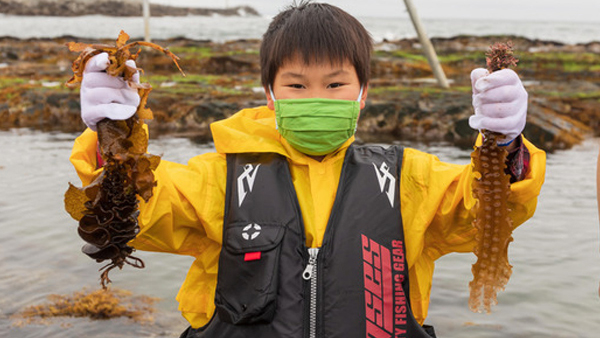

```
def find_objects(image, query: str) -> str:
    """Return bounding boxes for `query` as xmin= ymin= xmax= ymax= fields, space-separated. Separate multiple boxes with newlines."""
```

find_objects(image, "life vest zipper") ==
xmin=302 ymin=247 xmax=320 ymax=338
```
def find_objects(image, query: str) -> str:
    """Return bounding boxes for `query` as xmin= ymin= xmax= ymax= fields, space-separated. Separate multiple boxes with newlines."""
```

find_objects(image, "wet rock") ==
xmin=201 ymin=56 xmax=259 ymax=75
xmin=1 ymin=35 xmax=599 ymax=152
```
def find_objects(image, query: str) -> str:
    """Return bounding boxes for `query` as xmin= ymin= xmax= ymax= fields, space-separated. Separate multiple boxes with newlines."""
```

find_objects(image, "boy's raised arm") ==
xmin=402 ymin=66 xmax=546 ymax=259
xmin=69 ymin=53 xmax=221 ymax=257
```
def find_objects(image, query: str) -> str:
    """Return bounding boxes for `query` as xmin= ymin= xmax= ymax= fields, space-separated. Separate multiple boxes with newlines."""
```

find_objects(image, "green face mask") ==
xmin=271 ymin=87 xmax=363 ymax=156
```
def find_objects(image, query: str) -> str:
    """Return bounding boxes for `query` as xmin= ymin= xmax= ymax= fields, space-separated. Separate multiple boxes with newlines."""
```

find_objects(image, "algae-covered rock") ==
xmin=1 ymin=35 xmax=599 ymax=151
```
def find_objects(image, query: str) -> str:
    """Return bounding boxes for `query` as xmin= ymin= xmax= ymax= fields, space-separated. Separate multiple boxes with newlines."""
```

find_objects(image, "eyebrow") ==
xmin=324 ymin=69 xmax=350 ymax=79
xmin=279 ymin=72 xmax=306 ymax=80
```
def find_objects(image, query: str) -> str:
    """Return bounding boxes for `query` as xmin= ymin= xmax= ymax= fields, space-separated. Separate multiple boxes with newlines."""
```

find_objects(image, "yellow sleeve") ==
xmin=69 ymin=129 xmax=227 ymax=257
xmin=69 ymin=128 xmax=102 ymax=186
xmin=400 ymin=137 xmax=546 ymax=324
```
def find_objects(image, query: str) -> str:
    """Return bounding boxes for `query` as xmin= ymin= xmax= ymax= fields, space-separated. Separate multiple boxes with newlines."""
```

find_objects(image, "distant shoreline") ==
xmin=0 ymin=0 xmax=260 ymax=17
xmin=0 ymin=15 xmax=597 ymax=46
xmin=0 ymin=34 xmax=598 ymax=53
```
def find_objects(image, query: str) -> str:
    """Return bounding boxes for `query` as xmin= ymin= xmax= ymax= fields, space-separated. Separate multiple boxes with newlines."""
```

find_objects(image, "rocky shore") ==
xmin=0 ymin=0 xmax=259 ymax=17
xmin=1 ymin=35 xmax=599 ymax=152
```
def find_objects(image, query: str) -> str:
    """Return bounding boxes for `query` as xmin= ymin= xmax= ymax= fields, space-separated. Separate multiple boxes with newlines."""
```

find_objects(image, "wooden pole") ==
xmin=402 ymin=0 xmax=449 ymax=88
xmin=143 ymin=0 xmax=151 ymax=43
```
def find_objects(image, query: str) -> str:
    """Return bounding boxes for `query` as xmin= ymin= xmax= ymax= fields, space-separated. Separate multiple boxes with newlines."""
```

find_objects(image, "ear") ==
xmin=265 ymin=87 xmax=275 ymax=110
xmin=359 ymin=83 xmax=369 ymax=110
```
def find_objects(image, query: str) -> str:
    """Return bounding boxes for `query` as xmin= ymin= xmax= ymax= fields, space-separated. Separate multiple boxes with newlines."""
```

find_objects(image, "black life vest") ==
xmin=181 ymin=145 xmax=436 ymax=338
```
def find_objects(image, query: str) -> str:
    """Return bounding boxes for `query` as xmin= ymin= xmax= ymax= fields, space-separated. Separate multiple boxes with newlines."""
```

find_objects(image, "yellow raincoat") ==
xmin=70 ymin=105 xmax=546 ymax=328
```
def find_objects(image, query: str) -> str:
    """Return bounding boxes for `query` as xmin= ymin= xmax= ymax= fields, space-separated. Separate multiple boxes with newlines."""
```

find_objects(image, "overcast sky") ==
xmin=150 ymin=0 xmax=599 ymax=22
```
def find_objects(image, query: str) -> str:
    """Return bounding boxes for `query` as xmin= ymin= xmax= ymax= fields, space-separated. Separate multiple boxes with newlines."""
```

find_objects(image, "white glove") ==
xmin=469 ymin=68 xmax=527 ymax=145
xmin=80 ymin=52 xmax=140 ymax=131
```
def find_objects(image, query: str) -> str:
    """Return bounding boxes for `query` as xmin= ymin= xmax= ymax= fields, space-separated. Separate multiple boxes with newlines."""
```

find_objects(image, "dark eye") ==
xmin=288 ymin=84 xmax=305 ymax=89
xmin=328 ymin=83 xmax=344 ymax=89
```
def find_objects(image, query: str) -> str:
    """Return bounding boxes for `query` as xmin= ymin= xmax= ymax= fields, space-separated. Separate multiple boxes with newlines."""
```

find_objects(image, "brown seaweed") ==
xmin=64 ymin=31 xmax=182 ymax=289
xmin=468 ymin=41 xmax=518 ymax=313
xmin=13 ymin=288 xmax=158 ymax=323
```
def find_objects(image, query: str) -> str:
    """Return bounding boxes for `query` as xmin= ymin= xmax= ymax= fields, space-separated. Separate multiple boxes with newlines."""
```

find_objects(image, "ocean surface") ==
xmin=1 ymin=129 xmax=599 ymax=338
xmin=0 ymin=14 xmax=598 ymax=45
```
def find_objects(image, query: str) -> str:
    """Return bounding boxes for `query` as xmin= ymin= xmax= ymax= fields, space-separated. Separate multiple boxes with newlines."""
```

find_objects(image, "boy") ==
xmin=71 ymin=2 xmax=545 ymax=337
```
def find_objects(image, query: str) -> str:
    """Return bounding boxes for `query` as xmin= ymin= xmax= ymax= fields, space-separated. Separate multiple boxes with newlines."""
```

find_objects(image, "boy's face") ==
xmin=266 ymin=57 xmax=368 ymax=111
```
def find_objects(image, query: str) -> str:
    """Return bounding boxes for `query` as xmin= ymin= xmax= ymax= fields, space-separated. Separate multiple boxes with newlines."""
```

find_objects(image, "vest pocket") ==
xmin=215 ymin=222 xmax=286 ymax=325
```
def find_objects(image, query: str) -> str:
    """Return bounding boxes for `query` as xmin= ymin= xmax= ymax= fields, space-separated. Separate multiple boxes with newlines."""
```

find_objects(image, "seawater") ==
xmin=0 ymin=14 xmax=598 ymax=44
xmin=1 ymin=129 xmax=599 ymax=337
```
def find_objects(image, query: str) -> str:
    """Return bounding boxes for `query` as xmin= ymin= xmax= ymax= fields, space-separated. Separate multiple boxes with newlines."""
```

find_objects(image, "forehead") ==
xmin=277 ymin=56 xmax=358 ymax=79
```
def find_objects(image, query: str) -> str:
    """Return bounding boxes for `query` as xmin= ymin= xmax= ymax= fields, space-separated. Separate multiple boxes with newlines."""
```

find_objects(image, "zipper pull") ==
xmin=302 ymin=248 xmax=319 ymax=280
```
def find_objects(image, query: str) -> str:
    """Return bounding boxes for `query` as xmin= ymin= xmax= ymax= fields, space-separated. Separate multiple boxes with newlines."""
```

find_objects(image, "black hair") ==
xmin=260 ymin=1 xmax=373 ymax=88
